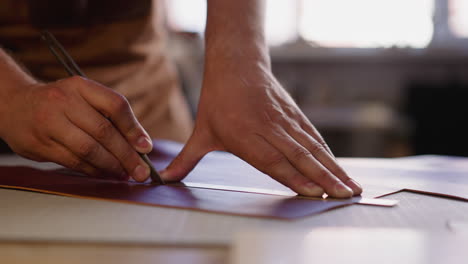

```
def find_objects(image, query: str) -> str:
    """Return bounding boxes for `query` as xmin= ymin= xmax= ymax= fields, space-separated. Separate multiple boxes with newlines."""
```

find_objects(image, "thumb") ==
xmin=159 ymin=133 xmax=213 ymax=182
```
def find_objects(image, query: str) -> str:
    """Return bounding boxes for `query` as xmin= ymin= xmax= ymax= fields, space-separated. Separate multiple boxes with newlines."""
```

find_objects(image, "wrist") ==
xmin=204 ymin=42 xmax=272 ymax=84
xmin=0 ymin=80 xmax=37 ymax=139
xmin=202 ymin=58 xmax=276 ymax=98
xmin=205 ymin=37 xmax=270 ymax=66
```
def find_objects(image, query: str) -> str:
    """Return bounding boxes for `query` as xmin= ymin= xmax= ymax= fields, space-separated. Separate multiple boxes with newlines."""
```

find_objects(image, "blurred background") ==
xmin=165 ymin=0 xmax=468 ymax=158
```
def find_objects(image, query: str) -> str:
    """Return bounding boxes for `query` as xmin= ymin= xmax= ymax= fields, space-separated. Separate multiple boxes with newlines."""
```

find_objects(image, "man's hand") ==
xmin=0 ymin=76 xmax=153 ymax=181
xmin=161 ymin=62 xmax=362 ymax=198
xmin=160 ymin=0 xmax=362 ymax=198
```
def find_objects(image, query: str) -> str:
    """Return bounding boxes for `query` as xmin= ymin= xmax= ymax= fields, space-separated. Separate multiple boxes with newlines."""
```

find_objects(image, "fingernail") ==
xmin=346 ymin=178 xmax=363 ymax=195
xmin=132 ymin=164 xmax=149 ymax=182
xmin=334 ymin=182 xmax=354 ymax=198
xmin=303 ymin=182 xmax=324 ymax=197
xmin=137 ymin=136 xmax=151 ymax=149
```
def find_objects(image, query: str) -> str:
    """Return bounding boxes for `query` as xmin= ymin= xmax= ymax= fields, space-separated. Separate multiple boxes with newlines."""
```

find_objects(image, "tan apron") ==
xmin=0 ymin=0 xmax=193 ymax=142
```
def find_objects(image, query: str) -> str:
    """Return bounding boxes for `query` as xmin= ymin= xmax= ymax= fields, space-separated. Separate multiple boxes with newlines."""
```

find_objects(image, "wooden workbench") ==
xmin=1 ymin=155 xmax=467 ymax=263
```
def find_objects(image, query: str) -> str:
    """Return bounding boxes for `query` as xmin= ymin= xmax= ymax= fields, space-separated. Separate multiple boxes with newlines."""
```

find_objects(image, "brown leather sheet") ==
xmin=0 ymin=166 xmax=360 ymax=220
xmin=3 ymin=140 xmax=465 ymax=220
xmin=0 ymin=140 xmax=374 ymax=220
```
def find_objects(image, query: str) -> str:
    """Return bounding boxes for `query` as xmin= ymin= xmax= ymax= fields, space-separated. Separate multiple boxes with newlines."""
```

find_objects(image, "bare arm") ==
xmin=161 ymin=0 xmax=362 ymax=198
xmin=204 ymin=0 xmax=270 ymax=71
xmin=0 ymin=49 xmax=37 ymax=108
xmin=0 ymin=48 xmax=152 ymax=181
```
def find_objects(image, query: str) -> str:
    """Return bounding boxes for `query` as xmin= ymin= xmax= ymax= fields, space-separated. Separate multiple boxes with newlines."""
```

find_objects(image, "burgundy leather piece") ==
xmin=0 ymin=166 xmax=355 ymax=220
xmin=4 ymin=140 xmax=466 ymax=219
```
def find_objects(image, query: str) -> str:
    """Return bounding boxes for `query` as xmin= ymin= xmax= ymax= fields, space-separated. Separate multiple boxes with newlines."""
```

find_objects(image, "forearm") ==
xmin=205 ymin=0 xmax=270 ymax=72
xmin=0 ymin=49 xmax=38 ymax=124
xmin=0 ymin=49 xmax=37 ymax=91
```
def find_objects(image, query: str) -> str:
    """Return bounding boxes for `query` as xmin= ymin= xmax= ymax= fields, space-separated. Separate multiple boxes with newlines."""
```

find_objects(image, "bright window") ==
xmin=165 ymin=0 xmax=299 ymax=46
xmin=449 ymin=0 xmax=468 ymax=38
xmin=299 ymin=0 xmax=434 ymax=48
xmin=265 ymin=1 xmax=298 ymax=46
xmin=166 ymin=0 xmax=435 ymax=48
xmin=166 ymin=0 xmax=206 ymax=33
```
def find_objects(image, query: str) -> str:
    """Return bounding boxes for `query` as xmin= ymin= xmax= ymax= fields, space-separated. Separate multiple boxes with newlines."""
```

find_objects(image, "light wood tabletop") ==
xmin=1 ymin=154 xmax=468 ymax=263
xmin=0 ymin=242 xmax=226 ymax=264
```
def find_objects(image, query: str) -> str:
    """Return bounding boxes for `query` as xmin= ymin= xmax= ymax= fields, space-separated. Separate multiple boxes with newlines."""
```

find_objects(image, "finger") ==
xmin=50 ymin=117 xmax=126 ymax=178
xmin=160 ymin=133 xmax=213 ymax=182
xmin=287 ymin=124 xmax=363 ymax=195
xmin=65 ymin=100 xmax=150 ymax=182
xmin=299 ymin=116 xmax=335 ymax=157
xmin=70 ymin=76 xmax=152 ymax=153
xmin=41 ymin=139 xmax=127 ymax=179
xmin=264 ymin=128 xmax=354 ymax=198
xmin=238 ymin=134 xmax=325 ymax=197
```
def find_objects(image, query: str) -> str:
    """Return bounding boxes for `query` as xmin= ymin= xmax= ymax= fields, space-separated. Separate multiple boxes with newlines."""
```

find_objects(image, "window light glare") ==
xmin=299 ymin=0 xmax=434 ymax=48
xmin=449 ymin=0 xmax=468 ymax=38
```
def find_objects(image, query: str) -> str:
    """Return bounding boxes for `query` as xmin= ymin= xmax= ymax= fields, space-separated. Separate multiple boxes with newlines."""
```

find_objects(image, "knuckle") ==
xmin=77 ymin=141 xmax=99 ymax=160
xmin=291 ymin=146 xmax=312 ymax=161
xmin=122 ymin=150 xmax=137 ymax=165
xmin=259 ymin=106 xmax=285 ymax=125
xmin=110 ymin=94 xmax=130 ymax=114
xmin=321 ymin=141 xmax=330 ymax=151
xmin=118 ymin=146 xmax=139 ymax=169
xmin=95 ymin=119 xmax=114 ymax=141
xmin=125 ymin=124 xmax=140 ymax=138
xmin=68 ymin=158 xmax=86 ymax=171
xmin=286 ymin=172 xmax=305 ymax=185
xmin=316 ymin=169 xmax=332 ymax=180
xmin=310 ymin=141 xmax=326 ymax=153
xmin=334 ymin=166 xmax=350 ymax=180
xmin=262 ymin=152 xmax=287 ymax=169
xmin=289 ymin=122 xmax=303 ymax=133
xmin=269 ymin=113 xmax=285 ymax=125
xmin=315 ymin=136 xmax=328 ymax=148
xmin=300 ymin=121 xmax=314 ymax=132
xmin=44 ymin=86 xmax=67 ymax=102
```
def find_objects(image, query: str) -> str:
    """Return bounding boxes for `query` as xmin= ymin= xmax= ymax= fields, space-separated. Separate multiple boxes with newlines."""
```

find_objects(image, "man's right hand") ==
xmin=0 ymin=76 xmax=153 ymax=181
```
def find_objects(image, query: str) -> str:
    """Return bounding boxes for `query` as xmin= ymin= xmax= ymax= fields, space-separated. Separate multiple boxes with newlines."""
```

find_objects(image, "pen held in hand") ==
xmin=40 ymin=30 xmax=165 ymax=185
